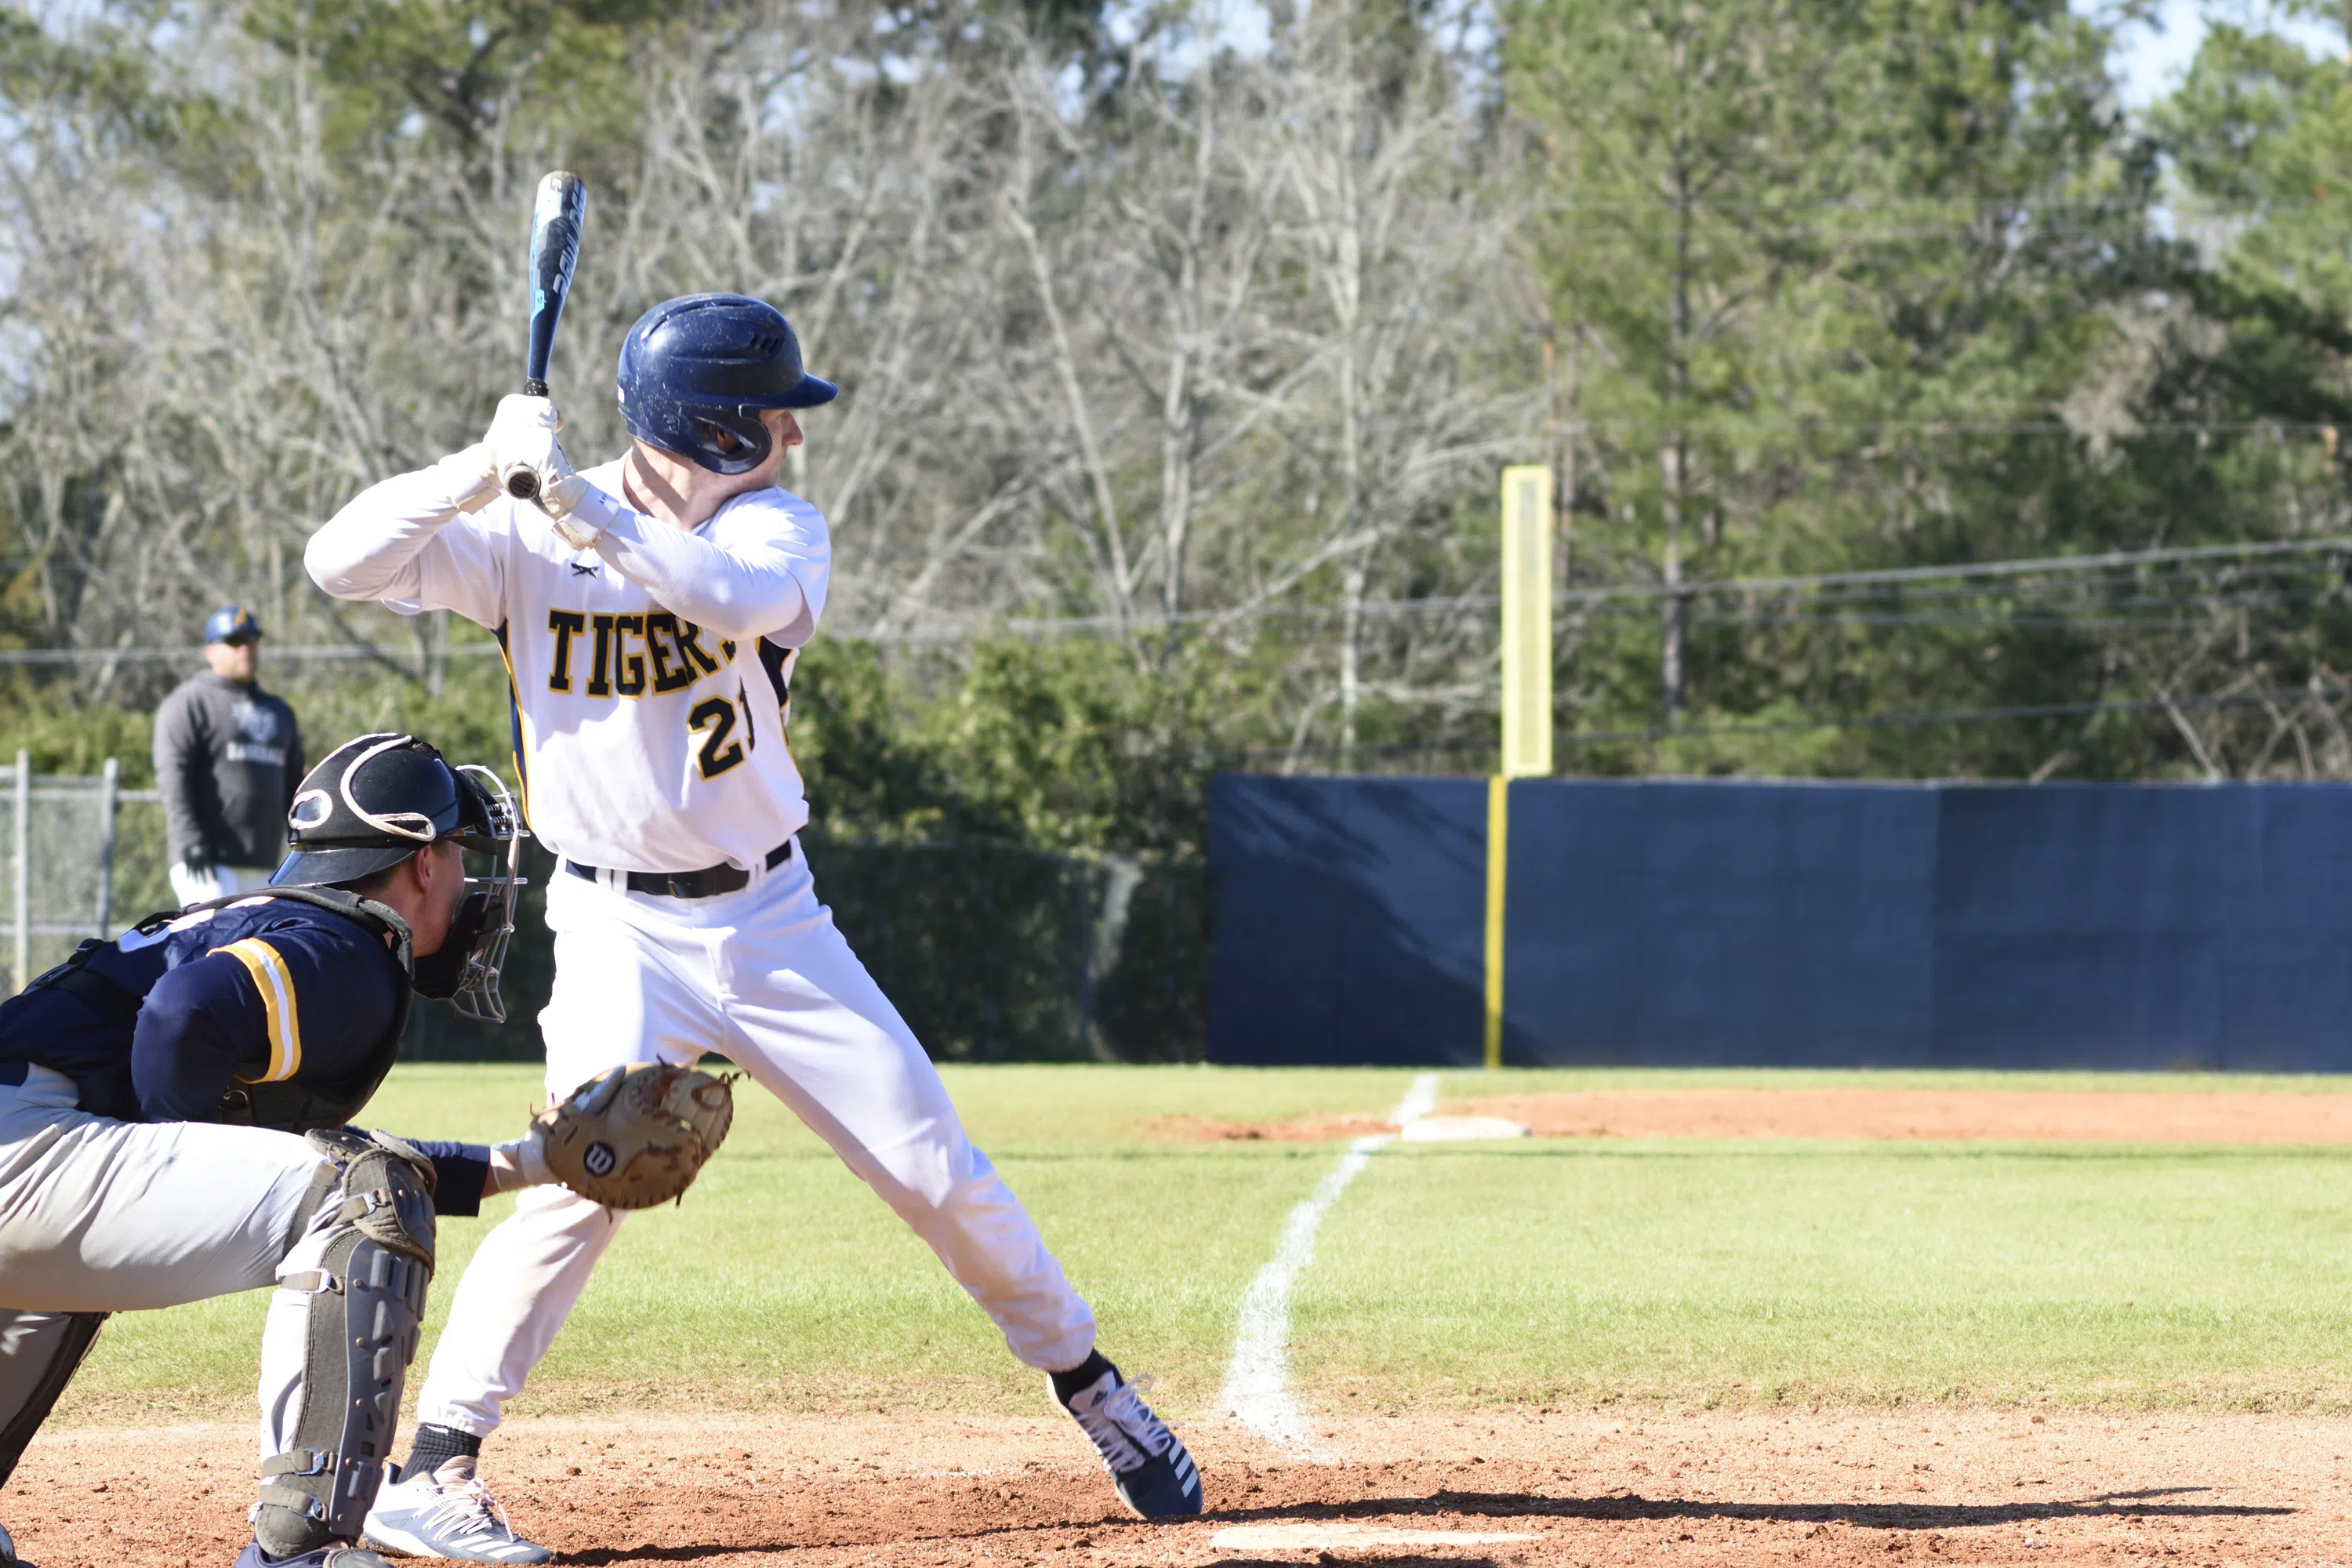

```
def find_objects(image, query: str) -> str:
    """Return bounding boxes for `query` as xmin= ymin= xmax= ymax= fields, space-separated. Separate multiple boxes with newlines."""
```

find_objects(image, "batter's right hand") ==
xmin=486 ymin=394 xmax=564 ymax=497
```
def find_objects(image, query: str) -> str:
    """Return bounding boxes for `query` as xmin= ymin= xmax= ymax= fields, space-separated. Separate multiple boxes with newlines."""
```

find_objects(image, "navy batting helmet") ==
xmin=203 ymin=605 xmax=262 ymax=644
xmin=615 ymin=293 xmax=837 ymax=476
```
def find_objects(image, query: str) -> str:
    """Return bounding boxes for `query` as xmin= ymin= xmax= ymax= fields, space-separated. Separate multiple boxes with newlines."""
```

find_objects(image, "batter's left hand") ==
xmin=486 ymin=393 xmax=564 ymax=497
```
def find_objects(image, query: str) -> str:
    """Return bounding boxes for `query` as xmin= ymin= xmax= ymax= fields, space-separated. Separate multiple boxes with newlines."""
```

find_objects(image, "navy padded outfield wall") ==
xmin=1206 ymin=777 xmax=2352 ymax=1070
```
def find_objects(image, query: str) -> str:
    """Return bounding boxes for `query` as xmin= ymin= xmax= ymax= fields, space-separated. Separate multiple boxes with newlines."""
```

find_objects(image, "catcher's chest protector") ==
xmin=26 ymin=884 xmax=416 ymax=1133
xmin=252 ymin=1128 xmax=437 ymax=1559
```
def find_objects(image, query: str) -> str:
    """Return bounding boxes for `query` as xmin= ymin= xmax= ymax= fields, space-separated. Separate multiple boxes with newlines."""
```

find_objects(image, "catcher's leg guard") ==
xmin=251 ymin=1131 xmax=436 ymax=1559
xmin=0 ymin=1308 xmax=106 ymax=1489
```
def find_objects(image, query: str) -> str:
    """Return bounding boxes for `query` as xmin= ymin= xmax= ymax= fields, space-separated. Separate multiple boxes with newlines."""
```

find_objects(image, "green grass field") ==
xmin=53 ymin=1064 xmax=2352 ymax=1425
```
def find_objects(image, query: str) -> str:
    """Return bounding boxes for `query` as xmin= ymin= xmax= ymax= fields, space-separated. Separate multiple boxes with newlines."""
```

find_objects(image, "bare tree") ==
xmin=0 ymin=0 xmax=1533 ymax=757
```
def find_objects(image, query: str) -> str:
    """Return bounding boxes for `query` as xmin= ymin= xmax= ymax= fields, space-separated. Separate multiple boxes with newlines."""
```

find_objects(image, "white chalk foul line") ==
xmin=1390 ymin=1072 xmax=1441 ymax=1126
xmin=1213 ymin=1523 xmax=1541 ymax=1549
xmin=1219 ymin=1072 xmax=1441 ymax=1457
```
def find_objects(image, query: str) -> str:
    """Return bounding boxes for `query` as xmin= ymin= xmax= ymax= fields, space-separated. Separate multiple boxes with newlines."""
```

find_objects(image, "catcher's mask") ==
xmin=272 ymin=733 xmax=529 ymax=1023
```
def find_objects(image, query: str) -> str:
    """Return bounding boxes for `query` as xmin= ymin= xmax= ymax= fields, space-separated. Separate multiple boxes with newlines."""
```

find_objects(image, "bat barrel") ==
xmin=524 ymin=172 xmax=586 ymax=387
xmin=510 ymin=171 xmax=585 ymax=506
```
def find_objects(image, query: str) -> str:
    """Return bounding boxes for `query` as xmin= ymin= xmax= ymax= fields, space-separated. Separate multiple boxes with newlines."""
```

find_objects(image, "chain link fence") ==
xmin=5 ymin=762 xmax=1211 ymax=1064
xmin=802 ymin=837 xmax=1209 ymax=1063
xmin=0 ymin=756 xmax=177 ymax=988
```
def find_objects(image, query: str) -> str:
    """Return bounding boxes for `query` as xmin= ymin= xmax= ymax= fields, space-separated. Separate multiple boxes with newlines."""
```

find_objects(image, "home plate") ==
xmin=1399 ymin=1115 xmax=1531 ymax=1142
xmin=1210 ymin=1523 xmax=1542 ymax=1551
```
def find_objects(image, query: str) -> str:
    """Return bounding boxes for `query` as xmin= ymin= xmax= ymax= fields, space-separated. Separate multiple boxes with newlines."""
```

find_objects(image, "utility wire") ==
xmin=1552 ymin=681 xmax=2350 ymax=750
xmin=0 ymin=644 xmax=506 ymax=668
xmin=866 ymin=531 xmax=2352 ymax=641
xmin=2 ymin=534 xmax=2344 ymax=663
xmin=1562 ymin=532 xmax=2352 ymax=606
xmin=1542 ymin=195 xmax=2352 ymax=216
xmin=1570 ymin=416 xmax=2347 ymax=436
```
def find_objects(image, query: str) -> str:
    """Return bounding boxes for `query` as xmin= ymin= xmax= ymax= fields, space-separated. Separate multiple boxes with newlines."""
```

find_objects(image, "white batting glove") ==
xmin=539 ymin=456 xmax=627 ymax=551
xmin=535 ymin=445 xmax=601 ymax=549
xmin=485 ymin=393 xmax=564 ymax=499
xmin=434 ymin=443 xmax=499 ymax=514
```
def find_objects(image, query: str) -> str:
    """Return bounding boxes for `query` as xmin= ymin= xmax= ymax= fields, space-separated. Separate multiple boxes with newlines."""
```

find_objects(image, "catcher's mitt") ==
xmin=535 ymin=1062 xmax=736 ymax=1209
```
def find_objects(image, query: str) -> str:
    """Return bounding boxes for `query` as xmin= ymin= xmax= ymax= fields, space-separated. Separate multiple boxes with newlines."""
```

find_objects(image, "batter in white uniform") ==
xmin=305 ymin=292 xmax=1201 ymax=1564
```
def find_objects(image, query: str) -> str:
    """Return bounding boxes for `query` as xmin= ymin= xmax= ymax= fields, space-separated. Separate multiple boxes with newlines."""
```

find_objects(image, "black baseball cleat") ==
xmin=0 ymin=1519 xmax=31 ymax=1567
xmin=1053 ymin=1363 xmax=1203 ymax=1519
xmin=229 ymin=1541 xmax=394 ymax=1568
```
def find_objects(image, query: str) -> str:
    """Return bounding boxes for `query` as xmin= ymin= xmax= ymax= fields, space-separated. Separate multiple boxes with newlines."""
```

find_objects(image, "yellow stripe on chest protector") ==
xmin=216 ymin=938 xmax=302 ymax=1083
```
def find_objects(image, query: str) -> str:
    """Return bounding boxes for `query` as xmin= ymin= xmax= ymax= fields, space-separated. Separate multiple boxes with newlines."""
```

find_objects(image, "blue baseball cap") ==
xmin=202 ymin=605 xmax=263 ymax=645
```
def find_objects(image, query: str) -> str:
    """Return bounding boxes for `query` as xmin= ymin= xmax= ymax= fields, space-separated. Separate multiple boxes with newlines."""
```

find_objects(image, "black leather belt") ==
xmin=566 ymin=840 xmax=793 ymax=899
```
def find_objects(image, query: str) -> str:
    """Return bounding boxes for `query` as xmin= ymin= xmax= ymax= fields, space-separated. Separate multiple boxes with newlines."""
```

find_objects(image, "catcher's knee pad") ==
xmin=252 ymin=1131 xmax=436 ymax=1558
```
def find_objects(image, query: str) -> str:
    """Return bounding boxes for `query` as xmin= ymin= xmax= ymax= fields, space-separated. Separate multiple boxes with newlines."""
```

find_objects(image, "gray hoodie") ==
xmin=152 ymin=671 xmax=304 ymax=869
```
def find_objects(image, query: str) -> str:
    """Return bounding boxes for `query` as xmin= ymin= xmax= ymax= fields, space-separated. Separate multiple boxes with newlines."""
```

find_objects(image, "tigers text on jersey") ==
xmin=381 ymin=461 xmax=823 ymax=873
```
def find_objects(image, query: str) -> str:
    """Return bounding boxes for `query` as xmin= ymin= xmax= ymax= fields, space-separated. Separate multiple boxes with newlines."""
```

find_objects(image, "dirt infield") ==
xmin=1155 ymin=1086 xmax=2352 ymax=1144
xmin=13 ymin=1409 xmax=2352 ymax=1566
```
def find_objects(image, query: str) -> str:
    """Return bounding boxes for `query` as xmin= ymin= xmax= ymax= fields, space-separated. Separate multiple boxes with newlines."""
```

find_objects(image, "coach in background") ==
xmin=154 ymin=605 xmax=304 ymax=906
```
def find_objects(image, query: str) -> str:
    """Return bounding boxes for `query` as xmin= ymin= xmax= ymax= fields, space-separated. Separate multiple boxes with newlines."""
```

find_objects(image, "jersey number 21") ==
xmin=688 ymin=682 xmax=759 ymax=779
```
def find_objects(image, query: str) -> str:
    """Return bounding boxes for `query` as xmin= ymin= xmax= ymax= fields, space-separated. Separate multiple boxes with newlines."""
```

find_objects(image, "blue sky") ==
xmin=2106 ymin=0 xmax=2343 ymax=108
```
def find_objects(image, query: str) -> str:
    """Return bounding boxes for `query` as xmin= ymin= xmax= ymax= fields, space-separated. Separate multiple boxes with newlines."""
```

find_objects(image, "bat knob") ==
xmin=503 ymin=466 xmax=542 ymax=501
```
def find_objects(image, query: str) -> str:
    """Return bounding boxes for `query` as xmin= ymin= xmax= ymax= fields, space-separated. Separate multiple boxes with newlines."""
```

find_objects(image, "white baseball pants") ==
xmin=412 ymin=846 xmax=1096 ymax=1437
xmin=169 ymin=862 xmax=273 ymax=909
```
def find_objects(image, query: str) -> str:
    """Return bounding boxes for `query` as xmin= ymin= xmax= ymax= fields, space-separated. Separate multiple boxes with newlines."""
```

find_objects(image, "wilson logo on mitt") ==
xmin=536 ymin=1062 xmax=735 ymax=1209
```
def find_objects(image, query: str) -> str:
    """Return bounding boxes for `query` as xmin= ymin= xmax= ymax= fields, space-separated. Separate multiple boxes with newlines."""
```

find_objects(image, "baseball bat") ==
xmin=504 ymin=170 xmax=588 ymax=501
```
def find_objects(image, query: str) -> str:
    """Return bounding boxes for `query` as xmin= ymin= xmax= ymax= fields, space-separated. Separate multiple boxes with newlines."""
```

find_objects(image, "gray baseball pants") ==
xmin=0 ymin=1065 xmax=334 ymax=1488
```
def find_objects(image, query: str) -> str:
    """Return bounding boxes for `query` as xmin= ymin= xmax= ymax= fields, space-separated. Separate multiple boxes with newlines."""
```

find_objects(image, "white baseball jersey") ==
xmin=310 ymin=459 xmax=829 ymax=873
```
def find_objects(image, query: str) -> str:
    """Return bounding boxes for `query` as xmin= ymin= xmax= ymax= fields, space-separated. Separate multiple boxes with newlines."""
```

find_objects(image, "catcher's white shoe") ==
xmin=362 ymin=1456 xmax=551 ymax=1564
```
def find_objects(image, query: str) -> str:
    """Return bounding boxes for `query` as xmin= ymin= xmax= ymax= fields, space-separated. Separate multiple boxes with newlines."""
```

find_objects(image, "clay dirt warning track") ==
xmin=1442 ymin=1087 xmax=2352 ymax=1144
xmin=12 ymin=1410 xmax=2352 ymax=1566
xmin=1158 ymin=1085 xmax=2352 ymax=1145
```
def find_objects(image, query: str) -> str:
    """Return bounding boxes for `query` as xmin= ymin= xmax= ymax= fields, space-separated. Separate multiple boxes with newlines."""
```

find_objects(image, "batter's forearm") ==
xmin=585 ymin=503 xmax=811 ymax=640
xmin=306 ymin=452 xmax=495 ymax=602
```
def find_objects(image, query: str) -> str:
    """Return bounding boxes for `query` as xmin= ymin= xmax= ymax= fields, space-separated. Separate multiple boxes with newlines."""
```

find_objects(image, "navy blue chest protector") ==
xmin=23 ymin=886 xmax=415 ymax=1133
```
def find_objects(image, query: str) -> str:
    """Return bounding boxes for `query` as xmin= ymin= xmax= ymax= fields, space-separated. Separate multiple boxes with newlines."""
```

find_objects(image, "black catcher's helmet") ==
xmin=272 ymin=733 xmax=528 ymax=1022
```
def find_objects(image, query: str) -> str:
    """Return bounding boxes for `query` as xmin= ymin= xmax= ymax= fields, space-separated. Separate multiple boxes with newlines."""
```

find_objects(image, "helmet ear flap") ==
xmin=687 ymin=410 xmax=773 ymax=476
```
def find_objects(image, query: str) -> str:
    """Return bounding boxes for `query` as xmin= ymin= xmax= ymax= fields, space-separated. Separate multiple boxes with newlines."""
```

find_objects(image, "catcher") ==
xmin=0 ymin=734 xmax=731 ymax=1568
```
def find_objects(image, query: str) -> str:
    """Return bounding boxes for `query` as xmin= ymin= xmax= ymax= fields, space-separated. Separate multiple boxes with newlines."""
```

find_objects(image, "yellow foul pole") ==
xmin=1486 ymin=466 xmax=1555 ymax=1070
xmin=1501 ymin=466 xmax=1555 ymax=779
